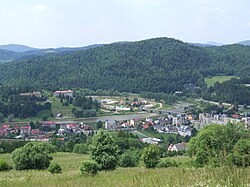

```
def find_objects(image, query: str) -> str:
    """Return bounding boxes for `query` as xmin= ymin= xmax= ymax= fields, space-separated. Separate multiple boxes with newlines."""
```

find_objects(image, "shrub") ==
xmin=42 ymin=115 xmax=48 ymax=121
xmin=73 ymin=143 xmax=88 ymax=154
xmin=0 ymin=148 xmax=4 ymax=154
xmin=11 ymin=142 xmax=55 ymax=170
xmin=188 ymin=124 xmax=249 ymax=167
xmin=48 ymin=162 xmax=62 ymax=174
xmin=141 ymin=144 xmax=160 ymax=168
xmin=119 ymin=150 xmax=140 ymax=167
xmin=0 ymin=159 xmax=11 ymax=171
xmin=231 ymin=138 xmax=250 ymax=167
xmin=157 ymin=158 xmax=179 ymax=168
xmin=80 ymin=161 xmax=100 ymax=175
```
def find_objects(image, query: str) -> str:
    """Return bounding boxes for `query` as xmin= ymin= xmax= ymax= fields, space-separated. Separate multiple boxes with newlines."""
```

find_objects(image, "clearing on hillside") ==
xmin=205 ymin=76 xmax=238 ymax=87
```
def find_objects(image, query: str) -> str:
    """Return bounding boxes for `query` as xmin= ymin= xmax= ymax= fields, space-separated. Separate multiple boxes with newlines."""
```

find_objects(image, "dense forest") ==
xmin=0 ymin=37 xmax=250 ymax=97
xmin=0 ymin=86 xmax=50 ymax=120
xmin=203 ymin=77 xmax=250 ymax=105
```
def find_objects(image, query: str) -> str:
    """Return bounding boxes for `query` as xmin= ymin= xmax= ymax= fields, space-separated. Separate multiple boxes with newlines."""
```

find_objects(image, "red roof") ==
xmin=21 ymin=125 xmax=30 ymax=129
xmin=68 ymin=123 xmax=77 ymax=127
xmin=0 ymin=130 xmax=7 ymax=135
xmin=44 ymin=121 xmax=56 ymax=125
xmin=144 ymin=121 xmax=153 ymax=126
xmin=31 ymin=129 xmax=40 ymax=134
xmin=232 ymin=114 xmax=240 ymax=119
xmin=142 ymin=124 xmax=149 ymax=129
xmin=2 ymin=125 xmax=10 ymax=129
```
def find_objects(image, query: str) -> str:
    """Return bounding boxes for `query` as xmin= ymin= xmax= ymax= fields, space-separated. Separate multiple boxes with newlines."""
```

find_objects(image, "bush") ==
xmin=42 ymin=115 xmax=48 ymax=121
xmin=188 ymin=124 xmax=249 ymax=167
xmin=0 ymin=141 xmax=27 ymax=153
xmin=80 ymin=161 xmax=100 ymax=175
xmin=141 ymin=144 xmax=160 ymax=168
xmin=157 ymin=158 xmax=179 ymax=168
xmin=73 ymin=143 xmax=88 ymax=154
xmin=0 ymin=159 xmax=11 ymax=171
xmin=11 ymin=142 xmax=55 ymax=170
xmin=119 ymin=150 xmax=140 ymax=167
xmin=231 ymin=138 xmax=250 ymax=167
xmin=0 ymin=148 xmax=4 ymax=154
xmin=48 ymin=162 xmax=62 ymax=174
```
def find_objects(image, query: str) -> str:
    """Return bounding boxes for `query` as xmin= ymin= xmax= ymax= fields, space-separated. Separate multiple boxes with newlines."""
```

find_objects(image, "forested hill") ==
xmin=0 ymin=49 xmax=21 ymax=64
xmin=0 ymin=38 xmax=249 ymax=93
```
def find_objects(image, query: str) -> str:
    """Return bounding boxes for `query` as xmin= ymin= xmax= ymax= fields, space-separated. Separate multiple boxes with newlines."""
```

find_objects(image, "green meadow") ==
xmin=204 ymin=76 xmax=238 ymax=87
xmin=0 ymin=152 xmax=249 ymax=187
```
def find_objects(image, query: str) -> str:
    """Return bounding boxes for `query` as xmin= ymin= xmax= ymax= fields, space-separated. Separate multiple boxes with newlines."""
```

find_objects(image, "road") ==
xmin=143 ymin=101 xmax=191 ymax=114
xmin=57 ymin=112 xmax=159 ymax=123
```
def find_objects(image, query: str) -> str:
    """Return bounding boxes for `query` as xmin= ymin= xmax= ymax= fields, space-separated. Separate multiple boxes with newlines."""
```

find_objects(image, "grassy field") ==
xmin=0 ymin=152 xmax=250 ymax=187
xmin=205 ymin=76 xmax=238 ymax=87
xmin=49 ymin=96 xmax=76 ymax=117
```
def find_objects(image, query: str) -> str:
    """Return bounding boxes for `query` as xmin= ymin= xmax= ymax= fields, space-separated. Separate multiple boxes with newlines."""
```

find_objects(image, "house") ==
xmin=140 ymin=137 xmax=161 ymax=144
xmin=0 ymin=129 xmax=7 ymax=136
xmin=153 ymin=125 xmax=167 ymax=133
xmin=20 ymin=91 xmax=42 ymax=98
xmin=67 ymin=123 xmax=77 ymax=129
xmin=31 ymin=129 xmax=40 ymax=135
xmin=42 ymin=121 xmax=56 ymax=128
xmin=53 ymin=90 xmax=74 ymax=98
xmin=2 ymin=124 xmax=10 ymax=129
xmin=172 ymin=117 xmax=183 ymax=126
xmin=168 ymin=142 xmax=188 ymax=152
xmin=105 ymin=120 xmax=119 ymax=130
xmin=167 ymin=126 xmax=178 ymax=134
xmin=20 ymin=125 xmax=31 ymax=136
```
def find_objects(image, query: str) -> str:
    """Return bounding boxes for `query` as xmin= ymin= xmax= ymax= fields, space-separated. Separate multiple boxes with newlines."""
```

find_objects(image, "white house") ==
xmin=168 ymin=142 xmax=187 ymax=152
xmin=53 ymin=90 xmax=74 ymax=98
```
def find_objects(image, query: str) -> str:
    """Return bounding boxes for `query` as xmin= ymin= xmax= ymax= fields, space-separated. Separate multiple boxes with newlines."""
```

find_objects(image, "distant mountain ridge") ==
xmin=1 ymin=39 xmax=250 ymax=64
xmin=236 ymin=40 xmax=250 ymax=46
xmin=0 ymin=44 xmax=37 ymax=52
xmin=0 ymin=44 xmax=105 ymax=64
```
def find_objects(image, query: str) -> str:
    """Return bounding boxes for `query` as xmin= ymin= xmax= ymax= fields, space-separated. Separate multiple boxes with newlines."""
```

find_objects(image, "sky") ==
xmin=0 ymin=0 xmax=250 ymax=48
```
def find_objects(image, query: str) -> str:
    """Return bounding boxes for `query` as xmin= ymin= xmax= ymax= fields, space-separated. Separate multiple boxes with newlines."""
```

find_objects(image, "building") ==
xmin=172 ymin=116 xmax=184 ymax=126
xmin=20 ymin=91 xmax=42 ymax=98
xmin=20 ymin=125 xmax=31 ymax=136
xmin=53 ymin=90 xmax=74 ymax=98
xmin=168 ymin=142 xmax=187 ymax=152
xmin=199 ymin=113 xmax=211 ymax=125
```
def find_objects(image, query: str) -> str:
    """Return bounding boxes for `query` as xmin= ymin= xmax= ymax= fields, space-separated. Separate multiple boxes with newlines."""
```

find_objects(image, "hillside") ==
xmin=237 ymin=40 xmax=250 ymax=46
xmin=0 ymin=44 xmax=37 ymax=52
xmin=0 ymin=38 xmax=250 ymax=93
xmin=0 ymin=49 xmax=21 ymax=64
xmin=0 ymin=152 xmax=249 ymax=187
xmin=0 ymin=44 xmax=104 ymax=64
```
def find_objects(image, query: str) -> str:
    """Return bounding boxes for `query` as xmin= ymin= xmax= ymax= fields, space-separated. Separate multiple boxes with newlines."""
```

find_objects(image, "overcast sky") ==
xmin=0 ymin=0 xmax=250 ymax=48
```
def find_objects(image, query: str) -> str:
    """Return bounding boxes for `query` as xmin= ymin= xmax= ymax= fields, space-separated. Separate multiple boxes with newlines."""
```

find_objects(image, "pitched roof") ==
xmin=174 ymin=142 xmax=187 ymax=151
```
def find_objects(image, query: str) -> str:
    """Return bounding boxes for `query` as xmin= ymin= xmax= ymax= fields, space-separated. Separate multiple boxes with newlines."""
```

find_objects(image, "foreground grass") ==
xmin=205 ymin=76 xmax=238 ymax=87
xmin=0 ymin=152 xmax=249 ymax=187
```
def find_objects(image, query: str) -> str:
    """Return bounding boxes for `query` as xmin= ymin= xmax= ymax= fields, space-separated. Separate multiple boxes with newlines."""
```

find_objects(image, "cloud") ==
xmin=113 ymin=0 xmax=162 ymax=6
xmin=29 ymin=4 xmax=54 ymax=17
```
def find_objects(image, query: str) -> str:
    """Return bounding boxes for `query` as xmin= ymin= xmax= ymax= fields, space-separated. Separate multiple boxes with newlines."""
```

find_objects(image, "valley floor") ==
xmin=0 ymin=152 xmax=250 ymax=187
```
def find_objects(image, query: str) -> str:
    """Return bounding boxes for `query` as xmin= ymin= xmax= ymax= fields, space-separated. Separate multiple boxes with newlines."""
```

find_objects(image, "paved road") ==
xmin=57 ymin=112 xmax=158 ymax=123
